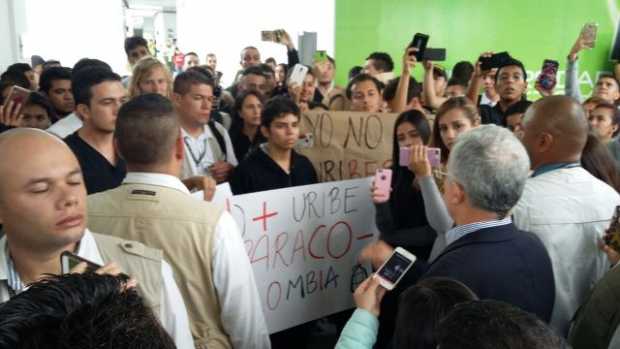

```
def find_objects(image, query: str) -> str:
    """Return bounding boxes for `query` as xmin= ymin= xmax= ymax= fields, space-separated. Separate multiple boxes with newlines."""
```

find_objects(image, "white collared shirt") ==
xmin=122 ymin=172 xmax=271 ymax=349
xmin=0 ymin=229 xmax=194 ymax=349
xmin=512 ymin=167 xmax=620 ymax=336
xmin=46 ymin=112 xmax=83 ymax=138
xmin=181 ymin=122 xmax=238 ymax=178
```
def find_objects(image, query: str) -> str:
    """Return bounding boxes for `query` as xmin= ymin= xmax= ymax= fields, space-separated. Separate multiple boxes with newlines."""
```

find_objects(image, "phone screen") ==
xmin=537 ymin=60 xmax=559 ymax=90
xmin=377 ymin=250 xmax=414 ymax=283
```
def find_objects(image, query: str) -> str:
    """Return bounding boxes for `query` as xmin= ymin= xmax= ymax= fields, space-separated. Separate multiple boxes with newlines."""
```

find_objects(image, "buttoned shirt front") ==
xmin=181 ymin=122 xmax=238 ymax=179
xmin=0 ymin=229 xmax=194 ymax=349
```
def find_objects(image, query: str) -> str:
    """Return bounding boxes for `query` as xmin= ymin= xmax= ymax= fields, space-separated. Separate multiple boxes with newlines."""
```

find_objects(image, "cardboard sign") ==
xmin=228 ymin=178 xmax=377 ymax=333
xmin=297 ymin=111 xmax=399 ymax=182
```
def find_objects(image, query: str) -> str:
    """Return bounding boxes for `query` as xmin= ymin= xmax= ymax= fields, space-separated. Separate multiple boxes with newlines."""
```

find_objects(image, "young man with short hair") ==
xmin=124 ymin=36 xmax=150 ymax=68
xmin=479 ymin=57 xmax=529 ymax=126
xmin=313 ymin=55 xmax=345 ymax=108
xmin=588 ymin=102 xmax=619 ymax=144
xmin=65 ymin=67 xmax=128 ymax=194
xmin=183 ymin=52 xmax=200 ymax=71
xmin=363 ymin=52 xmax=395 ymax=84
xmin=173 ymin=71 xmax=237 ymax=182
xmin=231 ymin=96 xmax=317 ymax=194
xmin=39 ymin=66 xmax=74 ymax=118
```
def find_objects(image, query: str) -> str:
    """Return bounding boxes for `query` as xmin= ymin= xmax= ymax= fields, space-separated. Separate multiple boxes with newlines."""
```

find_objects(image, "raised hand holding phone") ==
xmin=373 ymin=247 xmax=417 ymax=290
xmin=409 ymin=145 xmax=432 ymax=177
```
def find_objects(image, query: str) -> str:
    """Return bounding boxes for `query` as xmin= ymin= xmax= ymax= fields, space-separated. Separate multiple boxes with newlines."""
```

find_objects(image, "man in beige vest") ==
xmin=87 ymin=93 xmax=270 ymax=349
xmin=0 ymin=128 xmax=193 ymax=348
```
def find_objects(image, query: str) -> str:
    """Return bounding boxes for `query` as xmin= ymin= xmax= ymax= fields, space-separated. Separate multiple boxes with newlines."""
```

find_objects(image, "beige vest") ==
xmin=87 ymin=183 xmax=229 ymax=349
xmin=93 ymin=233 xmax=162 ymax=316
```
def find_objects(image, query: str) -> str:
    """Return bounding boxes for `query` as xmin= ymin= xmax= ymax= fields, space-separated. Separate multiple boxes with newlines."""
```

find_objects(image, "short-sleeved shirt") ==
xmin=65 ymin=132 xmax=126 ymax=194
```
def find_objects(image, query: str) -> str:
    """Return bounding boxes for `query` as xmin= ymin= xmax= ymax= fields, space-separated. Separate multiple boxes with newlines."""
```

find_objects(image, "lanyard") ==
xmin=531 ymin=162 xmax=581 ymax=178
xmin=184 ymin=137 xmax=209 ymax=167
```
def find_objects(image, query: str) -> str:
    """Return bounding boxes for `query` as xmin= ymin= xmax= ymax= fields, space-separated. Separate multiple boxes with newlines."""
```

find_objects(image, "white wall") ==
xmin=176 ymin=0 xmax=335 ymax=87
xmin=20 ymin=0 xmax=128 ymax=74
xmin=0 ymin=0 xmax=22 ymax=72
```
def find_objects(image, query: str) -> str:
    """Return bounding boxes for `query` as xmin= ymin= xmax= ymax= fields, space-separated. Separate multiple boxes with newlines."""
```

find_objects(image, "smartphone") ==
xmin=261 ymin=30 xmax=277 ymax=42
xmin=60 ymin=251 xmax=101 ymax=274
xmin=399 ymin=147 xmax=411 ymax=167
xmin=373 ymin=247 xmax=417 ymax=290
xmin=427 ymin=147 xmax=441 ymax=167
xmin=536 ymin=59 xmax=560 ymax=91
xmin=6 ymin=85 xmax=30 ymax=106
xmin=288 ymin=64 xmax=309 ymax=86
xmin=409 ymin=33 xmax=429 ymax=62
xmin=313 ymin=50 xmax=328 ymax=63
xmin=480 ymin=51 xmax=511 ymax=71
xmin=423 ymin=48 xmax=446 ymax=62
xmin=296 ymin=133 xmax=314 ymax=148
xmin=580 ymin=22 xmax=598 ymax=49
xmin=374 ymin=169 xmax=393 ymax=200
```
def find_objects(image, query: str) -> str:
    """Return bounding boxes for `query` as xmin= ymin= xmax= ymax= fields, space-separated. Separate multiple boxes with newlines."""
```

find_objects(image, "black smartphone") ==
xmin=60 ymin=251 xmax=101 ymax=274
xmin=409 ymin=33 xmax=429 ymax=61
xmin=480 ymin=51 xmax=510 ymax=70
xmin=536 ymin=59 xmax=560 ymax=91
xmin=423 ymin=48 xmax=446 ymax=61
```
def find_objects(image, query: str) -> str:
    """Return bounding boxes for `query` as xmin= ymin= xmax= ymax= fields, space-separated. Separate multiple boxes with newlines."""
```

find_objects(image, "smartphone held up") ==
xmin=374 ymin=247 xmax=417 ymax=290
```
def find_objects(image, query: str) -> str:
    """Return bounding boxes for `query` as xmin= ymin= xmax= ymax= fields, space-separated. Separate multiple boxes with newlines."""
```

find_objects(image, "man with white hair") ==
xmin=378 ymin=125 xmax=555 ymax=324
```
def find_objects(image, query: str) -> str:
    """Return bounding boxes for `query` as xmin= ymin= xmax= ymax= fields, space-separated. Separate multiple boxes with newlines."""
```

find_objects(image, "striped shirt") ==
xmin=445 ymin=216 xmax=512 ymax=246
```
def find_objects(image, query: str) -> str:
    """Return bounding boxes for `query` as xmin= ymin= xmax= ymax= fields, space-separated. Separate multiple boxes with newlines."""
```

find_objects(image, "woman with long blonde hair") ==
xmin=128 ymin=56 xmax=172 ymax=99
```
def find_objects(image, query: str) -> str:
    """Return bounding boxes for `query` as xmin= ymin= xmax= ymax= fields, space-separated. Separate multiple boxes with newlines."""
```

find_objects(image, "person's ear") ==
xmin=538 ymin=132 xmax=554 ymax=153
xmin=445 ymin=180 xmax=466 ymax=206
xmin=171 ymin=93 xmax=182 ymax=108
xmin=612 ymin=124 xmax=619 ymax=136
xmin=76 ymin=104 xmax=91 ymax=122
xmin=175 ymin=130 xmax=184 ymax=160
xmin=522 ymin=80 xmax=529 ymax=94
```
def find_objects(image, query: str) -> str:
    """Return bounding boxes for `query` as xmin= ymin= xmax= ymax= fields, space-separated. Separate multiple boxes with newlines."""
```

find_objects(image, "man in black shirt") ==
xmin=479 ymin=57 xmax=529 ymax=126
xmin=231 ymin=96 xmax=317 ymax=194
xmin=65 ymin=67 xmax=127 ymax=194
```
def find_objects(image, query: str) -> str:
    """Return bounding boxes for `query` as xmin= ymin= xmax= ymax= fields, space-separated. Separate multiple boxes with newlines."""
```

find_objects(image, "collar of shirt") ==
xmin=123 ymin=172 xmax=190 ymax=195
xmin=0 ymin=229 xmax=102 ymax=295
xmin=181 ymin=124 xmax=213 ymax=142
xmin=445 ymin=216 xmax=513 ymax=246
xmin=531 ymin=162 xmax=581 ymax=178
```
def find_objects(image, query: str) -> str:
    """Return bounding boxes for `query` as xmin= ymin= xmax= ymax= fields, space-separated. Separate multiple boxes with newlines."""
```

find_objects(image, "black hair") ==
xmin=72 ymin=67 xmax=121 ymax=106
xmin=391 ymin=109 xmax=431 ymax=172
xmin=259 ymin=63 xmax=275 ymax=77
xmin=366 ymin=52 xmax=394 ymax=72
xmin=6 ymin=63 xmax=32 ymax=76
xmin=39 ymin=67 xmax=72 ymax=94
xmin=72 ymin=58 xmax=111 ymax=74
xmin=42 ymin=60 xmax=61 ymax=70
xmin=393 ymin=278 xmax=478 ymax=349
xmin=265 ymin=57 xmax=277 ymax=65
xmin=0 ymin=71 xmax=30 ymax=90
xmin=233 ymin=90 xmax=266 ymax=122
xmin=348 ymin=66 xmax=363 ymax=81
xmin=384 ymin=77 xmax=422 ymax=104
xmin=496 ymin=57 xmax=528 ymax=82
xmin=432 ymin=66 xmax=448 ymax=80
xmin=451 ymin=61 xmax=474 ymax=85
xmin=447 ymin=77 xmax=467 ymax=88
xmin=261 ymin=95 xmax=300 ymax=128
xmin=242 ymin=65 xmax=268 ymax=78
xmin=436 ymin=300 xmax=565 ymax=349
xmin=582 ymin=132 xmax=620 ymax=192
xmin=173 ymin=70 xmax=215 ymax=95
xmin=186 ymin=66 xmax=215 ymax=80
xmin=346 ymin=73 xmax=384 ymax=99
xmin=116 ymin=93 xmax=178 ymax=166
xmin=124 ymin=36 xmax=148 ymax=55
xmin=25 ymin=92 xmax=58 ymax=123
xmin=0 ymin=273 xmax=176 ymax=349
xmin=597 ymin=73 xmax=620 ymax=91
xmin=505 ymin=99 xmax=533 ymax=117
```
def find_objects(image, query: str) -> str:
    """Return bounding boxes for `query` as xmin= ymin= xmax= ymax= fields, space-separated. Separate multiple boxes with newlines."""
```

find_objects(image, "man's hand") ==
xmin=71 ymin=261 xmax=138 ymax=289
xmin=277 ymin=29 xmax=294 ymax=50
xmin=353 ymin=275 xmax=387 ymax=317
xmin=474 ymin=51 xmax=494 ymax=78
xmin=535 ymin=81 xmax=554 ymax=98
xmin=0 ymin=100 xmax=24 ymax=127
xmin=568 ymin=36 xmax=588 ymax=62
xmin=209 ymin=161 xmax=234 ymax=183
xmin=359 ymin=240 xmax=394 ymax=270
xmin=409 ymin=145 xmax=432 ymax=178
xmin=183 ymin=175 xmax=217 ymax=201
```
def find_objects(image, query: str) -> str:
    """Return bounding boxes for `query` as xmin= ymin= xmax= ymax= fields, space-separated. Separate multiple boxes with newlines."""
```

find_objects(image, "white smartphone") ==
xmin=288 ymin=64 xmax=309 ymax=86
xmin=373 ymin=247 xmax=417 ymax=290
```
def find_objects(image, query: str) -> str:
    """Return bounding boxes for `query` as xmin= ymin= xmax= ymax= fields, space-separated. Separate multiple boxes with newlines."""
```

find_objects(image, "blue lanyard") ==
xmin=531 ymin=162 xmax=581 ymax=178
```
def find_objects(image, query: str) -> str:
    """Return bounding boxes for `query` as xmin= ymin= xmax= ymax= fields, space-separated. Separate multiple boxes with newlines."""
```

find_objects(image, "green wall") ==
xmin=335 ymin=0 xmax=620 ymax=98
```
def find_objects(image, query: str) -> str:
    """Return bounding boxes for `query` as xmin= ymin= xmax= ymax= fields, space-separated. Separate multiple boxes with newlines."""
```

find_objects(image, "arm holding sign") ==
xmin=212 ymin=212 xmax=271 ymax=348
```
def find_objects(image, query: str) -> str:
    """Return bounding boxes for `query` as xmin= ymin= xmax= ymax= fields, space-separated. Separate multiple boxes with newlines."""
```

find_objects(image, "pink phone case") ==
xmin=375 ymin=169 xmax=392 ymax=198
xmin=399 ymin=147 xmax=411 ymax=167
xmin=427 ymin=148 xmax=441 ymax=167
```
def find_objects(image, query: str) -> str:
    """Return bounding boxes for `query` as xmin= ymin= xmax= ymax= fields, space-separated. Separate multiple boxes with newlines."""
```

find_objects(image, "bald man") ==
xmin=0 ymin=129 xmax=193 ymax=348
xmin=512 ymin=95 xmax=620 ymax=336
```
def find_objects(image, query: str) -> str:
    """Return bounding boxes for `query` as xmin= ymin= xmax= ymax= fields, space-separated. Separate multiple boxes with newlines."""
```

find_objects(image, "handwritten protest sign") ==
xmin=228 ymin=178 xmax=378 ymax=333
xmin=298 ymin=111 xmax=399 ymax=182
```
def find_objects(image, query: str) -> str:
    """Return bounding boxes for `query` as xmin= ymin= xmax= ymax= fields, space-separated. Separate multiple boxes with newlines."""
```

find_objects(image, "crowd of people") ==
xmin=0 ymin=25 xmax=619 ymax=349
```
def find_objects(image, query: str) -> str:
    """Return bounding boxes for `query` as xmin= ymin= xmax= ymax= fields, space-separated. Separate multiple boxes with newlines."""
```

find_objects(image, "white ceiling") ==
xmin=125 ymin=0 xmax=176 ymax=10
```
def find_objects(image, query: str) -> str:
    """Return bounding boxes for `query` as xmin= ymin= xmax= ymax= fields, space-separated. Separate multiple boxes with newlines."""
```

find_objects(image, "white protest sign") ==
xmin=228 ymin=178 xmax=378 ymax=333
